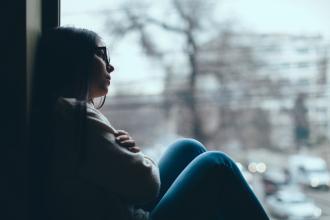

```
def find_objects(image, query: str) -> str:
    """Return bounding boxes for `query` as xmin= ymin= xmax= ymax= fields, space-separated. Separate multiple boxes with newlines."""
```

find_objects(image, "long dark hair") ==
xmin=33 ymin=27 xmax=102 ymax=101
xmin=29 ymin=27 xmax=103 ymax=219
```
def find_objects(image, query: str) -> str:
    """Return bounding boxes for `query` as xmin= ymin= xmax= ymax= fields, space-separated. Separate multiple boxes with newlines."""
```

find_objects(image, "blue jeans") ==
xmin=143 ymin=138 xmax=269 ymax=220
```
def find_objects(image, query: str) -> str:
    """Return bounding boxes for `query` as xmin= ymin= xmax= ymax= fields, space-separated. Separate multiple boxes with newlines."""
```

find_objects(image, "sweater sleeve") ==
xmin=78 ymin=109 xmax=161 ymax=205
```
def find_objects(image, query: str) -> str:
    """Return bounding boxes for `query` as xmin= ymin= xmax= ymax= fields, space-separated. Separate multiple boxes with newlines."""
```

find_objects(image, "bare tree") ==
xmin=104 ymin=0 xmax=218 ymax=142
xmin=103 ymin=0 xmax=276 ymax=149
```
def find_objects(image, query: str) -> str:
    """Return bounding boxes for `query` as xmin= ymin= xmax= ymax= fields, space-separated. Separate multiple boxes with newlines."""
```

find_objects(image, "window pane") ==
xmin=61 ymin=1 xmax=330 ymax=218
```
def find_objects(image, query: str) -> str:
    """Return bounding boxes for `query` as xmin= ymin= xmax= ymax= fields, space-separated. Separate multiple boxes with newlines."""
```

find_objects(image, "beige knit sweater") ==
xmin=48 ymin=97 xmax=160 ymax=220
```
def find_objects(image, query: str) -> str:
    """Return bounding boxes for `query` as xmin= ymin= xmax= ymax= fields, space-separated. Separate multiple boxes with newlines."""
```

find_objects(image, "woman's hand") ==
xmin=114 ymin=130 xmax=141 ymax=153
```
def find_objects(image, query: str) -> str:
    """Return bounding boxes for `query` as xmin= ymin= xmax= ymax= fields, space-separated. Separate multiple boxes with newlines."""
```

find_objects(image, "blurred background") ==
xmin=62 ymin=0 xmax=330 ymax=219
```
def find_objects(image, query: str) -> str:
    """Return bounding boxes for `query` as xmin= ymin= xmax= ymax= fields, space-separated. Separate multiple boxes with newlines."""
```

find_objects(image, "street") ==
xmin=242 ymin=149 xmax=330 ymax=220
xmin=304 ymin=189 xmax=330 ymax=220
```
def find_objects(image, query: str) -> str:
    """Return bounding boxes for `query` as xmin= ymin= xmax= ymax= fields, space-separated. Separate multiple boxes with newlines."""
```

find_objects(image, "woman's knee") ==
xmin=195 ymin=151 xmax=236 ymax=170
xmin=169 ymin=138 xmax=207 ymax=156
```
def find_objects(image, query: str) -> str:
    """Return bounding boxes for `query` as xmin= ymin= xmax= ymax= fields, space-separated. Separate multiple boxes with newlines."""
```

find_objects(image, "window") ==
xmin=61 ymin=0 xmax=330 ymax=216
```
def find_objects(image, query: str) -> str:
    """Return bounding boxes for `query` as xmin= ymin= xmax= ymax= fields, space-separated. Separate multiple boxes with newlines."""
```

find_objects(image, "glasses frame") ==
xmin=95 ymin=46 xmax=110 ymax=65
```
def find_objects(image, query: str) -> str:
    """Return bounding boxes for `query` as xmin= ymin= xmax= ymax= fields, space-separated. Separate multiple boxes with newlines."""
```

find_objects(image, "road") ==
xmin=304 ymin=189 xmax=330 ymax=220
xmin=249 ymin=172 xmax=330 ymax=220
xmin=234 ymin=148 xmax=330 ymax=220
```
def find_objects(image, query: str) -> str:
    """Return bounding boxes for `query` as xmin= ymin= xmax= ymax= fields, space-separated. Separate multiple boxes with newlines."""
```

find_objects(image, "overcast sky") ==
xmin=219 ymin=0 xmax=330 ymax=37
xmin=61 ymin=0 xmax=330 ymax=95
xmin=62 ymin=0 xmax=330 ymax=36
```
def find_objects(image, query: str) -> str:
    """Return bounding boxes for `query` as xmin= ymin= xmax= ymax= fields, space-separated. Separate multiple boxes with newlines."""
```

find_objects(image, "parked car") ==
xmin=262 ymin=168 xmax=289 ymax=196
xmin=265 ymin=187 xmax=322 ymax=220
xmin=288 ymin=155 xmax=330 ymax=189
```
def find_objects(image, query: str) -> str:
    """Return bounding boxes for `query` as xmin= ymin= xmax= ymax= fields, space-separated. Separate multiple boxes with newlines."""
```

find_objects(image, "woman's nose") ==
xmin=106 ymin=64 xmax=114 ymax=73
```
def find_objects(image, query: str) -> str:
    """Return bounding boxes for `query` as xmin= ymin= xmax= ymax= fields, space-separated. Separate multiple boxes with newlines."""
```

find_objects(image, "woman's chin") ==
xmin=101 ymin=89 xmax=108 ymax=97
xmin=104 ymin=87 xmax=109 ymax=96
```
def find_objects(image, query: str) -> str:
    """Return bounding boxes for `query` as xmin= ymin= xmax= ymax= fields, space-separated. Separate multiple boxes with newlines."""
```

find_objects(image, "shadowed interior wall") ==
xmin=2 ymin=0 xmax=58 ymax=219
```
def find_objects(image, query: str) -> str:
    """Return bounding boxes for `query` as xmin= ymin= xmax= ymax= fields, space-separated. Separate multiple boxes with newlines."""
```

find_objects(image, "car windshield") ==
xmin=278 ymin=195 xmax=308 ymax=204
xmin=285 ymin=198 xmax=307 ymax=204
xmin=307 ymin=168 xmax=327 ymax=174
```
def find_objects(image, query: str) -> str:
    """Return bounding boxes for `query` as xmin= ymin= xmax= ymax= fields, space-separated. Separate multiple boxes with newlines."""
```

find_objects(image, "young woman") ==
xmin=30 ymin=27 xmax=269 ymax=220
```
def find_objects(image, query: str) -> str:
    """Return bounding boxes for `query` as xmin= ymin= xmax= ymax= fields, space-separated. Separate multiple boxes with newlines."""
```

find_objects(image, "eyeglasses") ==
xmin=95 ymin=46 xmax=110 ymax=65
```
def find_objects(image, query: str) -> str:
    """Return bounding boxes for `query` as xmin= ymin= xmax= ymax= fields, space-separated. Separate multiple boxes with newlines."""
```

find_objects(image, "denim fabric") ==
xmin=145 ymin=138 xmax=269 ymax=220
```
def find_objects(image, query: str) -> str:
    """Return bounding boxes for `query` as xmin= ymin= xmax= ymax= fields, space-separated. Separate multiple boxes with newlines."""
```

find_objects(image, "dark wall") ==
xmin=2 ymin=1 xmax=59 ymax=219
xmin=2 ymin=1 xmax=28 ymax=220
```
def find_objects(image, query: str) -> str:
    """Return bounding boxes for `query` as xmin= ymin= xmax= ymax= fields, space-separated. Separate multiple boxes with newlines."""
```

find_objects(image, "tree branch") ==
xmin=143 ymin=17 xmax=185 ymax=34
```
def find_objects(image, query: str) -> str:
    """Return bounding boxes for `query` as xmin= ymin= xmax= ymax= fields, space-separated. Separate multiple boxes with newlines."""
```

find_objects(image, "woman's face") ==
xmin=89 ymin=41 xmax=115 ymax=99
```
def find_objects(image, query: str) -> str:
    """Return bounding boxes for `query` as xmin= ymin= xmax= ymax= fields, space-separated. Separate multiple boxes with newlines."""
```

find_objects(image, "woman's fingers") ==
xmin=128 ymin=146 xmax=141 ymax=153
xmin=115 ymin=134 xmax=136 ymax=147
xmin=116 ymin=134 xmax=130 ymax=141
xmin=114 ymin=130 xmax=139 ymax=151
xmin=114 ymin=130 xmax=128 ymax=136
xmin=119 ymin=140 xmax=136 ymax=147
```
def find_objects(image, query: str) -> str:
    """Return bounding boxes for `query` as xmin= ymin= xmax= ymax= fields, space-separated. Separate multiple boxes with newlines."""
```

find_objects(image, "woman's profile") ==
xmin=30 ymin=26 xmax=269 ymax=220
